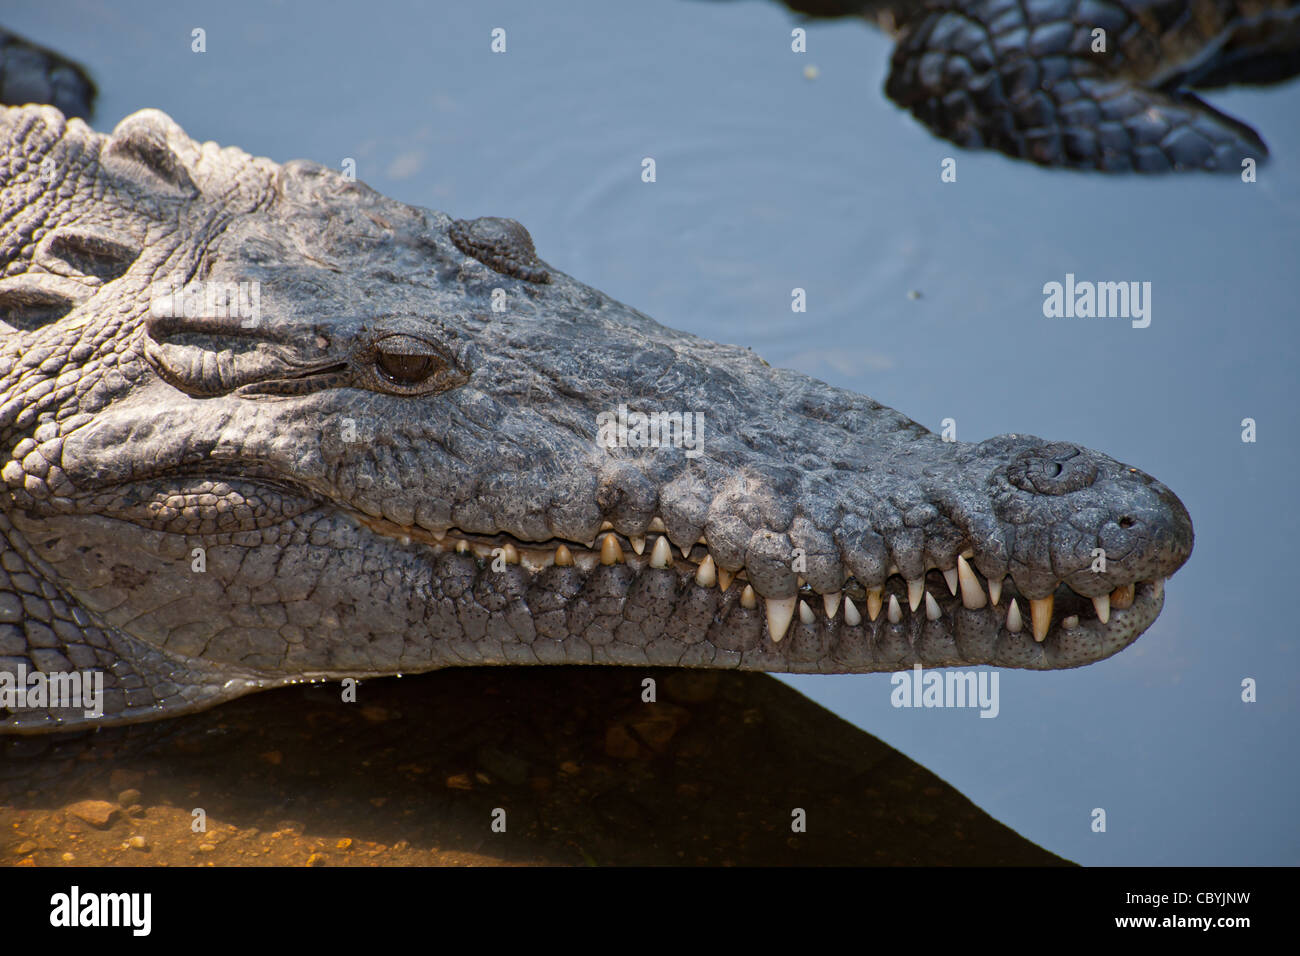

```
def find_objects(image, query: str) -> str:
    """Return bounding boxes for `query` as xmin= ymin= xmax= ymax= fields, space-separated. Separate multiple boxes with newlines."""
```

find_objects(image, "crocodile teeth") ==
xmin=844 ymin=597 xmax=862 ymax=626
xmin=649 ymin=536 xmax=672 ymax=569
xmin=767 ymin=596 xmax=797 ymax=642
xmin=1111 ymin=583 xmax=1135 ymax=609
xmin=798 ymin=600 xmax=816 ymax=626
xmin=1062 ymin=615 xmax=1079 ymax=630
xmin=957 ymin=555 xmax=987 ymax=610
xmin=648 ymin=517 xmax=666 ymax=533
xmin=942 ymin=567 xmax=959 ymax=596
xmin=988 ymin=576 xmax=1002 ymax=606
xmin=455 ymin=539 xmax=470 ymax=554
xmin=1092 ymin=593 xmax=1110 ymax=623
xmin=924 ymin=591 xmax=941 ymax=621
xmin=907 ymin=578 xmax=924 ymax=612
xmin=501 ymin=543 xmax=519 ymax=564
xmin=629 ymin=535 xmax=646 ymax=556
xmin=867 ymin=588 xmax=883 ymax=622
xmin=554 ymin=544 xmax=574 ymax=567
xmin=740 ymin=585 xmax=757 ymax=609
xmin=1030 ymin=595 xmax=1053 ymax=642
xmin=599 ymin=534 xmax=624 ymax=566
xmin=1006 ymin=599 xmax=1023 ymax=634
xmin=695 ymin=554 xmax=717 ymax=587
xmin=600 ymin=521 xmax=614 ymax=531
xmin=823 ymin=591 xmax=842 ymax=619
xmin=718 ymin=568 xmax=736 ymax=592
xmin=887 ymin=594 xmax=902 ymax=624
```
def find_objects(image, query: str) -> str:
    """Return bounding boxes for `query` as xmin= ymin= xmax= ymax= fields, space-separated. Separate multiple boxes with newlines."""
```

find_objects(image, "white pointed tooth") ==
xmin=1092 ymin=593 xmax=1110 ymax=624
xmin=502 ymin=543 xmax=519 ymax=564
xmin=867 ymin=588 xmax=883 ymax=622
xmin=649 ymin=536 xmax=672 ymax=569
xmin=1006 ymin=599 xmax=1023 ymax=634
xmin=1153 ymin=578 xmax=1165 ymax=600
xmin=907 ymin=577 xmax=924 ymax=611
xmin=718 ymin=568 xmax=736 ymax=592
xmin=1062 ymin=615 xmax=1079 ymax=630
xmin=767 ymin=595 xmax=797 ymax=642
xmin=942 ymin=567 xmax=959 ymax=596
xmin=455 ymin=539 xmax=470 ymax=554
xmin=630 ymin=535 xmax=646 ymax=555
xmin=843 ymin=597 xmax=862 ymax=626
xmin=740 ymin=585 xmax=757 ymax=609
xmin=823 ymin=591 xmax=843 ymax=620
xmin=887 ymin=594 xmax=902 ymax=624
xmin=648 ymin=517 xmax=666 ymax=533
xmin=600 ymin=521 xmax=614 ymax=531
xmin=988 ymin=576 xmax=1002 ymax=606
xmin=554 ymin=544 xmax=575 ymax=567
xmin=960 ymin=548 xmax=974 ymax=559
xmin=799 ymin=600 xmax=816 ymax=626
xmin=695 ymin=554 xmax=717 ymax=588
xmin=957 ymin=555 xmax=987 ymax=610
xmin=1030 ymin=595 xmax=1053 ymax=643
xmin=924 ymin=591 xmax=942 ymax=621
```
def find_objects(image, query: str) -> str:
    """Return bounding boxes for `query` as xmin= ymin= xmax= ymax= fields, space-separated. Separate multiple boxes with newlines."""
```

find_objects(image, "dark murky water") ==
xmin=5 ymin=0 xmax=1299 ymax=865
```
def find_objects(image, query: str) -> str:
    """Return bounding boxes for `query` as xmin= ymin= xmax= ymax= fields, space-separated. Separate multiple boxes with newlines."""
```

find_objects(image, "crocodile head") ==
xmin=0 ymin=107 xmax=1192 ymax=731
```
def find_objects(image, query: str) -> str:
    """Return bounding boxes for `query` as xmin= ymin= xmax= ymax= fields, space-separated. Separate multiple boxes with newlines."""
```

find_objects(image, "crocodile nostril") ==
xmin=1118 ymin=516 xmax=1135 ymax=529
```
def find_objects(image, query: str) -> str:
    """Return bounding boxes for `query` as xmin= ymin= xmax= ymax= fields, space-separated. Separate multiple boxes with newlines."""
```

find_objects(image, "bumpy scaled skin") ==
xmin=786 ymin=0 xmax=1300 ymax=171
xmin=0 ymin=106 xmax=1193 ymax=733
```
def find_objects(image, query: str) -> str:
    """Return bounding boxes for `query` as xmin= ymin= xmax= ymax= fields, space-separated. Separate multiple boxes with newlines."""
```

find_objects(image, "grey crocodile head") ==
xmin=0 ymin=107 xmax=1192 ymax=732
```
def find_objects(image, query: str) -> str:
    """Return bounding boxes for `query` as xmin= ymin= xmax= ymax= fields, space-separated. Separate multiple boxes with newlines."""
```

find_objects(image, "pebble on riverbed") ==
xmin=65 ymin=800 xmax=118 ymax=828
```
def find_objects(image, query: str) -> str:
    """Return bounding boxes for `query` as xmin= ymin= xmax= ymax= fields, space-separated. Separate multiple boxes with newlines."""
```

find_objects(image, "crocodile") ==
xmin=0 ymin=28 xmax=94 ymax=120
xmin=739 ymin=0 xmax=1300 ymax=171
xmin=0 ymin=104 xmax=1192 ymax=733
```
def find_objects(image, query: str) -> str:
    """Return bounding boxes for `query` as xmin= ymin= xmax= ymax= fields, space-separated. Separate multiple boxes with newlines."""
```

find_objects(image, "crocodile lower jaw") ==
xmin=355 ymin=513 xmax=1163 ymax=654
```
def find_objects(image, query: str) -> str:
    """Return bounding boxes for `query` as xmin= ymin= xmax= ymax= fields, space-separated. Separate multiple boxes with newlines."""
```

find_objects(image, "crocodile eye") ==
xmin=377 ymin=351 xmax=435 ymax=384
xmin=373 ymin=334 xmax=443 ymax=385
